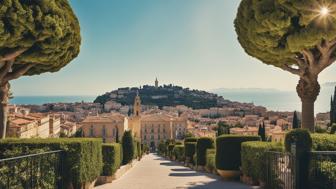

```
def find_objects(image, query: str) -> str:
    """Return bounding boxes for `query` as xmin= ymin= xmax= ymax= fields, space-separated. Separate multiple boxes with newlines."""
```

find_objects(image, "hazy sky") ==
xmin=11 ymin=0 xmax=336 ymax=96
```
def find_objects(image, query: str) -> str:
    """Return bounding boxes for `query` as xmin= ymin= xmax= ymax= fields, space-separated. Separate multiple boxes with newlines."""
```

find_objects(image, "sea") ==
xmin=9 ymin=85 xmax=335 ymax=113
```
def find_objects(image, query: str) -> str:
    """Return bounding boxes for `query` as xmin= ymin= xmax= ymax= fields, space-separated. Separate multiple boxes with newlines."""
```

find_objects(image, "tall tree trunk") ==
xmin=0 ymin=82 xmax=9 ymax=139
xmin=296 ymin=76 xmax=320 ymax=132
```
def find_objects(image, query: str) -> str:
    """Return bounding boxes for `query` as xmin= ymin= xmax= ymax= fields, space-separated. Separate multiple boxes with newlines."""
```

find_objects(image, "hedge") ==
xmin=216 ymin=135 xmax=260 ymax=171
xmin=311 ymin=134 xmax=336 ymax=151
xmin=206 ymin=149 xmax=216 ymax=172
xmin=0 ymin=138 xmax=102 ymax=189
xmin=173 ymin=145 xmax=185 ymax=161
xmin=136 ymin=141 xmax=142 ymax=158
xmin=122 ymin=130 xmax=134 ymax=165
xmin=168 ymin=144 xmax=175 ymax=158
xmin=196 ymin=137 xmax=214 ymax=166
xmin=184 ymin=137 xmax=198 ymax=143
xmin=185 ymin=142 xmax=197 ymax=164
xmin=241 ymin=141 xmax=283 ymax=182
xmin=285 ymin=129 xmax=312 ymax=153
xmin=158 ymin=141 xmax=167 ymax=155
xmin=102 ymin=143 xmax=122 ymax=176
xmin=133 ymin=141 xmax=138 ymax=159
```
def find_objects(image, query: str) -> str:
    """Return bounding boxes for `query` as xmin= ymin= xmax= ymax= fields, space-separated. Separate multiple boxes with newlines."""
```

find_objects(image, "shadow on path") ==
xmin=169 ymin=172 xmax=204 ymax=177
xmin=171 ymin=168 xmax=192 ymax=172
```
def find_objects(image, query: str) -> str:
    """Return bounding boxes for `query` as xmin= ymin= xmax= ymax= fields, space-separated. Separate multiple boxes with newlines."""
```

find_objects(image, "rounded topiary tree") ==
xmin=235 ymin=0 xmax=336 ymax=131
xmin=122 ymin=130 xmax=135 ymax=165
xmin=0 ymin=0 xmax=81 ymax=138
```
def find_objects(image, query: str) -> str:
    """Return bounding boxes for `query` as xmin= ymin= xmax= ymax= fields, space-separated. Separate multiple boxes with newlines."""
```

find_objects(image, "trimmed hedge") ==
xmin=196 ymin=137 xmax=214 ymax=166
xmin=285 ymin=129 xmax=312 ymax=153
xmin=241 ymin=141 xmax=283 ymax=182
xmin=102 ymin=143 xmax=122 ymax=176
xmin=122 ymin=130 xmax=134 ymax=165
xmin=168 ymin=144 xmax=175 ymax=158
xmin=184 ymin=137 xmax=198 ymax=143
xmin=216 ymin=135 xmax=260 ymax=171
xmin=173 ymin=145 xmax=185 ymax=161
xmin=185 ymin=142 xmax=197 ymax=164
xmin=311 ymin=133 xmax=336 ymax=151
xmin=158 ymin=141 xmax=167 ymax=155
xmin=0 ymin=138 xmax=102 ymax=189
xmin=206 ymin=149 xmax=216 ymax=172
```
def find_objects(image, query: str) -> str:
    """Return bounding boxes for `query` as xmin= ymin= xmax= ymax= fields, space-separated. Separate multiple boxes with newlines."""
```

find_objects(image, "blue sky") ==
xmin=11 ymin=0 xmax=336 ymax=96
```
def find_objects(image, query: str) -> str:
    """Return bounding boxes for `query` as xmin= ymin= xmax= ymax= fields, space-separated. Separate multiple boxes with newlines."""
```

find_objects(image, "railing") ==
xmin=266 ymin=151 xmax=296 ymax=189
xmin=0 ymin=150 xmax=64 ymax=189
xmin=309 ymin=151 xmax=336 ymax=189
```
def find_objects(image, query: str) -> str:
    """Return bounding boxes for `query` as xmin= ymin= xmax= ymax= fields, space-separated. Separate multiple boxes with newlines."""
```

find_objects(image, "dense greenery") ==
xmin=102 ymin=143 xmax=122 ymax=176
xmin=0 ymin=138 xmax=102 ymax=189
xmin=94 ymin=85 xmax=225 ymax=109
xmin=157 ymin=140 xmax=167 ymax=156
xmin=185 ymin=142 xmax=197 ymax=165
xmin=196 ymin=137 xmax=214 ymax=166
xmin=241 ymin=141 xmax=283 ymax=182
xmin=0 ymin=0 xmax=81 ymax=138
xmin=285 ymin=129 xmax=312 ymax=153
xmin=293 ymin=111 xmax=300 ymax=129
xmin=330 ymin=88 xmax=336 ymax=125
xmin=235 ymin=0 xmax=336 ymax=131
xmin=184 ymin=137 xmax=198 ymax=143
xmin=172 ymin=145 xmax=185 ymax=162
xmin=168 ymin=144 xmax=175 ymax=159
xmin=206 ymin=149 xmax=216 ymax=173
xmin=216 ymin=121 xmax=230 ymax=136
xmin=215 ymin=135 xmax=260 ymax=170
xmin=121 ymin=131 xmax=134 ymax=165
xmin=257 ymin=123 xmax=266 ymax=141
xmin=311 ymin=133 xmax=336 ymax=151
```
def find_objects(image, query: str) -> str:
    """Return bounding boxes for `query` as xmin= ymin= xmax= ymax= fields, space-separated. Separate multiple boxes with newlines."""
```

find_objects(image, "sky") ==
xmin=11 ymin=0 xmax=336 ymax=96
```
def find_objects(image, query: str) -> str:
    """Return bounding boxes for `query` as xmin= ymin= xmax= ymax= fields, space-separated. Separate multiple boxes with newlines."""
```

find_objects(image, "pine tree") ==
xmin=292 ymin=111 xmax=299 ymax=129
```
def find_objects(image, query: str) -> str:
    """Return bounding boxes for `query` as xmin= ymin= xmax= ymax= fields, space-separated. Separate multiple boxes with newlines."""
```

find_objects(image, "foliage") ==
xmin=315 ymin=125 xmax=327 ymax=133
xmin=285 ymin=129 xmax=312 ymax=153
xmin=185 ymin=142 xmax=197 ymax=165
xmin=241 ymin=141 xmax=283 ymax=182
xmin=293 ymin=111 xmax=300 ymax=129
xmin=206 ymin=149 xmax=216 ymax=173
xmin=157 ymin=140 xmax=167 ymax=155
xmin=121 ymin=130 xmax=134 ymax=165
xmin=311 ymin=133 xmax=336 ymax=151
xmin=215 ymin=135 xmax=260 ymax=170
xmin=196 ymin=137 xmax=214 ymax=166
xmin=330 ymin=124 xmax=336 ymax=134
xmin=184 ymin=137 xmax=198 ymax=143
xmin=330 ymin=88 xmax=336 ymax=125
xmin=258 ymin=123 xmax=266 ymax=141
xmin=94 ymin=85 xmax=221 ymax=109
xmin=168 ymin=144 xmax=175 ymax=158
xmin=310 ymin=160 xmax=336 ymax=189
xmin=0 ymin=138 xmax=102 ymax=189
xmin=217 ymin=121 xmax=230 ymax=136
xmin=133 ymin=141 xmax=138 ymax=159
xmin=0 ymin=0 xmax=81 ymax=75
xmin=101 ymin=143 xmax=122 ymax=176
xmin=172 ymin=145 xmax=185 ymax=162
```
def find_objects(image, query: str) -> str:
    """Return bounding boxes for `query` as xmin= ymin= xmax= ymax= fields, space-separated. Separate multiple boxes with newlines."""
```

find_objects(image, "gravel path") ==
xmin=95 ymin=153 xmax=251 ymax=189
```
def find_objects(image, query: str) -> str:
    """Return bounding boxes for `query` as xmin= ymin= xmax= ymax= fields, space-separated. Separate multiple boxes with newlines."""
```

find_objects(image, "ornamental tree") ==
xmin=0 ymin=0 xmax=81 ymax=138
xmin=235 ymin=0 xmax=336 ymax=131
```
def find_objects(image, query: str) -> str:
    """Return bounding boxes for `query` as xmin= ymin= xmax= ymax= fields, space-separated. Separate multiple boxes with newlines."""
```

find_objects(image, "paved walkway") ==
xmin=95 ymin=153 xmax=251 ymax=189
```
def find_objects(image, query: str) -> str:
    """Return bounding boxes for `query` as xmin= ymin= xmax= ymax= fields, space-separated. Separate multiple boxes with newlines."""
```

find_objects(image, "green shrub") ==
xmin=102 ymin=143 xmax=122 ymax=176
xmin=310 ymin=161 xmax=336 ymax=189
xmin=158 ymin=141 xmax=167 ymax=155
xmin=173 ymin=145 xmax=185 ymax=161
xmin=133 ymin=141 xmax=138 ymax=159
xmin=0 ymin=138 xmax=102 ymax=189
xmin=206 ymin=149 xmax=216 ymax=172
xmin=215 ymin=135 xmax=260 ymax=171
xmin=311 ymin=133 xmax=336 ymax=151
xmin=196 ymin=137 xmax=214 ymax=166
xmin=285 ymin=129 xmax=312 ymax=153
xmin=330 ymin=124 xmax=336 ymax=134
xmin=184 ymin=137 xmax=198 ymax=143
xmin=241 ymin=141 xmax=283 ymax=182
xmin=185 ymin=142 xmax=197 ymax=164
xmin=168 ymin=144 xmax=175 ymax=158
xmin=122 ymin=130 xmax=134 ymax=165
xmin=175 ymin=141 xmax=182 ymax=145
xmin=136 ymin=141 xmax=141 ymax=158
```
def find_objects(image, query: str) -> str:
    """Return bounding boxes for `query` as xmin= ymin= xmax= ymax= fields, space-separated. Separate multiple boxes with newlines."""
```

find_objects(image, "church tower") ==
xmin=155 ymin=77 xmax=159 ymax=88
xmin=133 ymin=91 xmax=141 ymax=117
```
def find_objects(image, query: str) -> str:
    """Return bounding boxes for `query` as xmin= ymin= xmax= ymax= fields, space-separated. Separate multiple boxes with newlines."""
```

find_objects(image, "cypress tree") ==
xmin=293 ymin=111 xmax=299 ymax=129
xmin=116 ymin=128 xmax=119 ymax=143
xmin=330 ymin=96 xmax=334 ymax=125
xmin=333 ymin=87 xmax=336 ymax=124
xmin=122 ymin=130 xmax=135 ymax=165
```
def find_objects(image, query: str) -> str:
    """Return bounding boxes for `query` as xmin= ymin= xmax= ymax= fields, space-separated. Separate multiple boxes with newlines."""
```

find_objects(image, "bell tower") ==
xmin=134 ymin=91 xmax=141 ymax=117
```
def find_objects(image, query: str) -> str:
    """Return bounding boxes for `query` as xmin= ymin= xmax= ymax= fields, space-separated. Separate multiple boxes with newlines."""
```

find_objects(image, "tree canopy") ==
xmin=235 ymin=0 xmax=336 ymax=73
xmin=0 ymin=0 xmax=81 ymax=77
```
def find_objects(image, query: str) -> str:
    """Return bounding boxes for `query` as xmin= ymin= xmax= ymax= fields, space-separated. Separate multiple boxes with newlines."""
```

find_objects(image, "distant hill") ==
xmin=94 ymin=84 xmax=231 ymax=109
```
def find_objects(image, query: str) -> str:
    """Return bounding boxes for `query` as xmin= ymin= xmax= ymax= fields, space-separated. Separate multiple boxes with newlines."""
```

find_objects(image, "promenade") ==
xmin=95 ymin=153 xmax=251 ymax=189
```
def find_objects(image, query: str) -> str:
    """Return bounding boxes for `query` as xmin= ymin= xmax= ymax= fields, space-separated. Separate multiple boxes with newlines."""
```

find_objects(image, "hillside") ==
xmin=94 ymin=84 xmax=231 ymax=109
